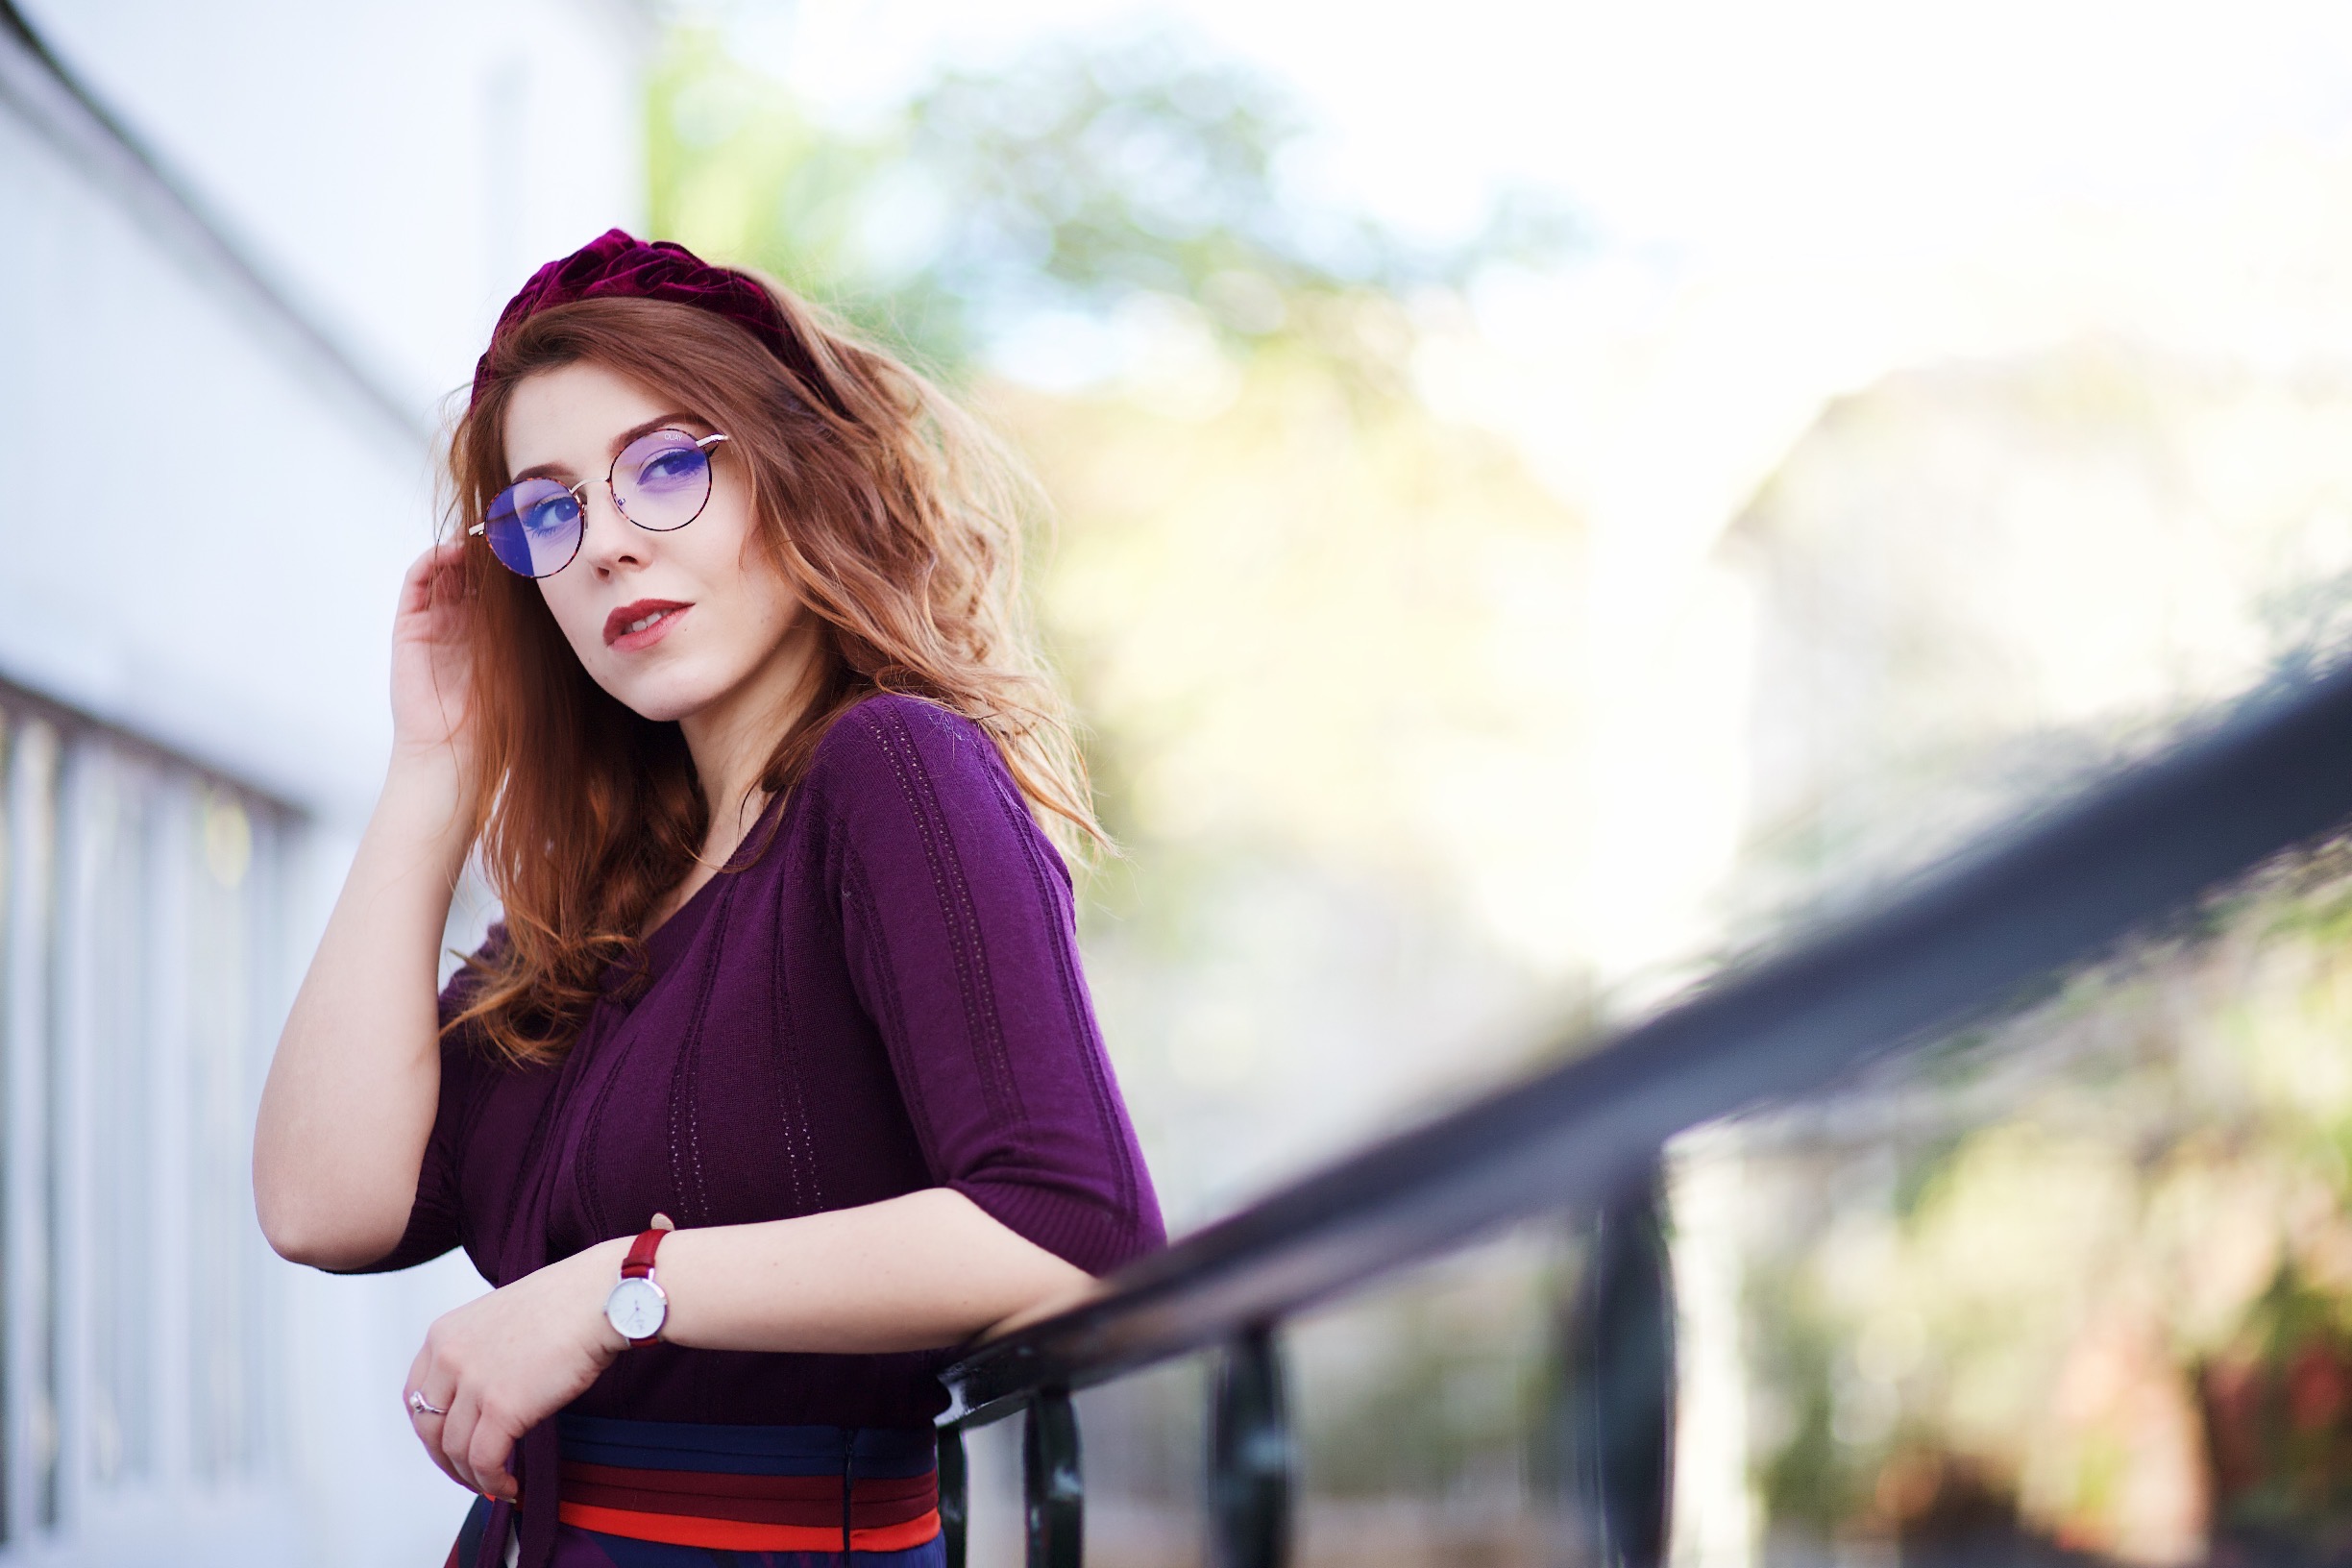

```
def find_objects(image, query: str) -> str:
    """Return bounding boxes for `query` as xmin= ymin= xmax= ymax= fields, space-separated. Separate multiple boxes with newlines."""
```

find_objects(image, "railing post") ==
xmin=938 ymin=1423 xmax=968 ymax=1568
xmin=1210 ymin=1326 xmax=1293 ymax=1568
xmin=1557 ymin=1159 xmax=1676 ymax=1568
xmin=1023 ymin=1388 xmax=1083 ymax=1568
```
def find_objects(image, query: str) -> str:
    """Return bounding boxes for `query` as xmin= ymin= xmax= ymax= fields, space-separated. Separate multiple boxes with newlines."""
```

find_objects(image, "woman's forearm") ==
xmin=638 ymin=1188 xmax=1097 ymax=1355
xmin=254 ymin=752 xmax=474 ymax=1268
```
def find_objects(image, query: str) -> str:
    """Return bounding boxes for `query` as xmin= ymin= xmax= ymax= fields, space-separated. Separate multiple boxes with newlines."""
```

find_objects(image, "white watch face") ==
xmin=604 ymin=1276 xmax=668 ymax=1341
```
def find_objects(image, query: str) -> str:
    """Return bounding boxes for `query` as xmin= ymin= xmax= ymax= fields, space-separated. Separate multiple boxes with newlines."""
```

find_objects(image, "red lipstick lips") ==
xmin=604 ymin=599 xmax=691 ymax=650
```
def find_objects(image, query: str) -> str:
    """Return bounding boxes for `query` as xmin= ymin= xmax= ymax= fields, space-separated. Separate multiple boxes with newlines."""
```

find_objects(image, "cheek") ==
xmin=742 ymin=545 xmax=799 ymax=620
xmin=536 ymin=579 xmax=607 ymax=663
xmin=709 ymin=505 xmax=799 ymax=627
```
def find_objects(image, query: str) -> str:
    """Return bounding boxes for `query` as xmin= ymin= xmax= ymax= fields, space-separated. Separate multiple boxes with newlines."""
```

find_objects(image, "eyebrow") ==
xmin=510 ymin=411 xmax=710 ymax=485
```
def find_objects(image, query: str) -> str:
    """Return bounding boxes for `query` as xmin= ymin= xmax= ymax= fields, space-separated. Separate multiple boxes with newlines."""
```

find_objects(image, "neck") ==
xmin=677 ymin=618 xmax=827 ymax=858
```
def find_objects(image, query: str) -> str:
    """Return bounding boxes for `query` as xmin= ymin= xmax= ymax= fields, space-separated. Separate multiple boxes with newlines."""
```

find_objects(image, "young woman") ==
xmin=253 ymin=230 xmax=1164 ymax=1568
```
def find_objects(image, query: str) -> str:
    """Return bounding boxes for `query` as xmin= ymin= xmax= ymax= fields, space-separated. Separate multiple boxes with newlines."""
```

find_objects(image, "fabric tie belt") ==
xmin=552 ymin=1414 xmax=942 ymax=1553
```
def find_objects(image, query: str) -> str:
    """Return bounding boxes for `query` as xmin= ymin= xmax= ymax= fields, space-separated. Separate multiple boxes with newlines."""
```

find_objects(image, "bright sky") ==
xmin=741 ymin=0 xmax=2352 ymax=980
xmin=760 ymin=1 xmax=2352 ymax=257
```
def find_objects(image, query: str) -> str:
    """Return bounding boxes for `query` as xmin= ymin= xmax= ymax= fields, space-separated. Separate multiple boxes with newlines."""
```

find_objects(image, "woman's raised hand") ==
xmin=389 ymin=539 xmax=480 ymax=775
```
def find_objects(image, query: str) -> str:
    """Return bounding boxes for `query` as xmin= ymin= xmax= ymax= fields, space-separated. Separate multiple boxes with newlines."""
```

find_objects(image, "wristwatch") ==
xmin=603 ymin=1228 xmax=671 ymax=1346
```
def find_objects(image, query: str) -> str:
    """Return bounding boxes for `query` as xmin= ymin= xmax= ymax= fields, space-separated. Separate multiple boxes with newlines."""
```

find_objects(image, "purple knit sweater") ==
xmin=353 ymin=693 xmax=1164 ymax=1435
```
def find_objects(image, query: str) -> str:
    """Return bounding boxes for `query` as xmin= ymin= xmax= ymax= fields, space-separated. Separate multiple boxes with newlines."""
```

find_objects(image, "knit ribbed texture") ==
xmin=350 ymin=692 xmax=1164 ymax=1434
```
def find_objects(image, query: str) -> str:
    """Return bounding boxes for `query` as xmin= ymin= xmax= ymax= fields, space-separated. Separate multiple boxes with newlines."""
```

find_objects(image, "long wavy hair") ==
xmin=442 ymin=287 xmax=1097 ymax=1066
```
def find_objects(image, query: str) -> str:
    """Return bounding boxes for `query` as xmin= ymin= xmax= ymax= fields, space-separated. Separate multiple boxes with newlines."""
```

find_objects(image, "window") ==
xmin=0 ymin=687 xmax=293 ymax=1542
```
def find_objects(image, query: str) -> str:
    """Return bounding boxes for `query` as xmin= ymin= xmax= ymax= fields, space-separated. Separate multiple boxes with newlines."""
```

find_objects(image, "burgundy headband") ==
xmin=470 ymin=229 xmax=830 ymax=412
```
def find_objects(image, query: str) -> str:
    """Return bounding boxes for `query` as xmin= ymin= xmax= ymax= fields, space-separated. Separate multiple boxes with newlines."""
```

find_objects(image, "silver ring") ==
xmin=406 ymin=1389 xmax=448 ymax=1418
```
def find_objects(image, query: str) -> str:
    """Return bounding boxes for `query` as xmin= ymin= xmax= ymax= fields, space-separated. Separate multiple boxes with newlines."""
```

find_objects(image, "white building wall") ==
xmin=0 ymin=2 xmax=646 ymax=1561
xmin=20 ymin=0 xmax=649 ymax=419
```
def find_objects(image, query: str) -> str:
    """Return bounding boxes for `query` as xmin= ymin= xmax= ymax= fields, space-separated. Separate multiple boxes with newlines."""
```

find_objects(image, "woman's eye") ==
xmin=523 ymin=493 xmax=580 ymax=532
xmin=635 ymin=449 xmax=703 ymax=489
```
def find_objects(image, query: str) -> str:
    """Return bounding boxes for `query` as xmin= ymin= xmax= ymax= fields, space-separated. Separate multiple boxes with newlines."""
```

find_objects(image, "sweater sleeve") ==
xmin=329 ymin=938 xmax=494 ymax=1275
xmin=821 ymin=697 xmax=1165 ymax=1276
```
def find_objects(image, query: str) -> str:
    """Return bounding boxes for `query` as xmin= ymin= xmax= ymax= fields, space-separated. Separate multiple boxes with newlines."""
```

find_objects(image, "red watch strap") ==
xmin=622 ymin=1228 xmax=667 ymax=1279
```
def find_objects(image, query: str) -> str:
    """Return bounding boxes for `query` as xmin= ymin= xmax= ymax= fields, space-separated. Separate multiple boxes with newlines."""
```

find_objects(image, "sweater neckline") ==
xmin=638 ymin=787 xmax=790 ymax=971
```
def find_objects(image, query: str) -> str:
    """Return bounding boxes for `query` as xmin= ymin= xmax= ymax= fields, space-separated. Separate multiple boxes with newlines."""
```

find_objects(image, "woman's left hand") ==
xmin=403 ymin=1238 xmax=628 ymax=1500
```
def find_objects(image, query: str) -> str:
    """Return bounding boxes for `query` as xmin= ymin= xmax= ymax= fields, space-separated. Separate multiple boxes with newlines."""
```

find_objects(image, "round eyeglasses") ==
xmin=471 ymin=429 xmax=730 ymax=579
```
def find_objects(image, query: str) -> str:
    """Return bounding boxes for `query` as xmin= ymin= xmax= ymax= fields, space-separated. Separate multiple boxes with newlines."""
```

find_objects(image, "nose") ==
xmin=573 ymin=479 xmax=646 ymax=576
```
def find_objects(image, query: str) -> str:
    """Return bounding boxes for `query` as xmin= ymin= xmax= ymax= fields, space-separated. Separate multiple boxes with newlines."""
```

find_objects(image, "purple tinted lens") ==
xmin=483 ymin=478 xmax=583 ymax=577
xmin=613 ymin=431 xmax=713 ymax=531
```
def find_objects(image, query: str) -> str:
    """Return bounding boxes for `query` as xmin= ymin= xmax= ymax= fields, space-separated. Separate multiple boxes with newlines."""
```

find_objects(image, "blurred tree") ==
xmin=648 ymin=30 xmax=924 ymax=348
xmin=649 ymin=20 xmax=1576 ymax=373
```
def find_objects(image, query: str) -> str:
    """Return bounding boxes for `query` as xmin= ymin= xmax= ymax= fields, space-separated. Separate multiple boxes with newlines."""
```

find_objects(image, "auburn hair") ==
xmin=441 ymin=287 xmax=1098 ymax=1066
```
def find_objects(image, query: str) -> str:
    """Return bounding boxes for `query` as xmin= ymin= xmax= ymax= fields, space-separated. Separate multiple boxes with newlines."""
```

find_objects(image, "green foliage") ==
xmin=2207 ymin=1264 xmax=2352 ymax=1544
xmin=1754 ymin=1289 xmax=1865 ymax=1530
xmin=908 ymin=33 xmax=1315 ymax=314
xmin=648 ymin=21 xmax=1576 ymax=375
xmin=648 ymin=30 xmax=945 ymax=358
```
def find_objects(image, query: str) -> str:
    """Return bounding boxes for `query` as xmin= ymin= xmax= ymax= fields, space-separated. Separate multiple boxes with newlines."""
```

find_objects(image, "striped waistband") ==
xmin=554 ymin=1415 xmax=941 ymax=1553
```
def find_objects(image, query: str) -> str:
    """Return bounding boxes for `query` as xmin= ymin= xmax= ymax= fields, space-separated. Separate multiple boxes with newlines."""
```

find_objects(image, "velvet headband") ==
xmin=469 ymin=228 xmax=826 ymax=411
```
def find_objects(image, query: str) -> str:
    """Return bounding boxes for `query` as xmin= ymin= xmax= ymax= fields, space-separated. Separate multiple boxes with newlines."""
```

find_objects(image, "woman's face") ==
xmin=502 ymin=361 xmax=804 ymax=725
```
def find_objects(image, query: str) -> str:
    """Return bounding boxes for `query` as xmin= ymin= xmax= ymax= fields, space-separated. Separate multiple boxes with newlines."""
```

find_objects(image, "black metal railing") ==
xmin=934 ymin=658 xmax=2352 ymax=1568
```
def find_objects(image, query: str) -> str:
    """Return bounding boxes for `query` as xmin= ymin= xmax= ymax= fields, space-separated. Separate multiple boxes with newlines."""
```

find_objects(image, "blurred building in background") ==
xmin=0 ymin=1 xmax=642 ymax=1561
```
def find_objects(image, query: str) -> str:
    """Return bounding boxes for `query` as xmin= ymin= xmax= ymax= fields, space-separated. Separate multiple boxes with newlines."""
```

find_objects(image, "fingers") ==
xmin=399 ymin=540 xmax=473 ymax=617
xmin=466 ymin=1407 xmax=521 ymax=1503
xmin=407 ymin=1405 xmax=468 ymax=1492
xmin=439 ymin=1384 xmax=518 ymax=1502
xmin=404 ymin=1391 xmax=468 ymax=1492
xmin=404 ymin=1341 xmax=477 ymax=1495
xmin=402 ymin=539 xmax=467 ymax=589
xmin=437 ymin=1385 xmax=484 ymax=1495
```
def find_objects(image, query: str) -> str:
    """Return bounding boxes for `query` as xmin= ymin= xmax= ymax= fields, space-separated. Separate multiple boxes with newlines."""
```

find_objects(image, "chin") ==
xmin=597 ymin=667 xmax=732 ymax=725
